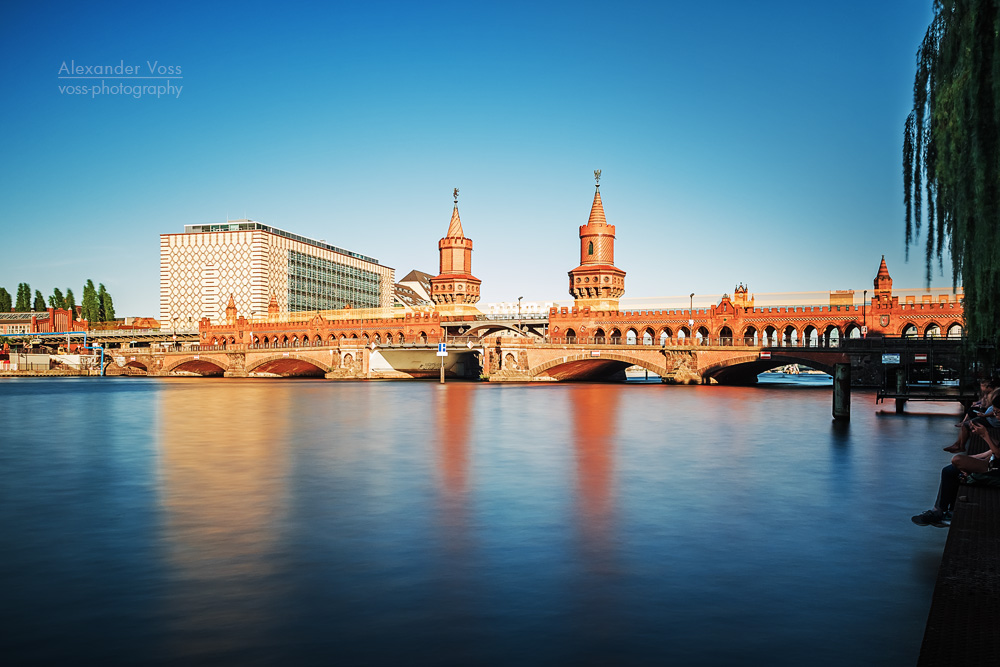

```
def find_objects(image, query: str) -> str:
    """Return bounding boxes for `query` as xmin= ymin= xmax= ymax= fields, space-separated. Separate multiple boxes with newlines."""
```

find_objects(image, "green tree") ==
xmin=0 ymin=287 xmax=11 ymax=313
xmin=97 ymin=283 xmax=115 ymax=322
xmin=48 ymin=287 xmax=65 ymax=309
xmin=33 ymin=290 xmax=45 ymax=311
xmin=81 ymin=279 xmax=99 ymax=324
xmin=903 ymin=0 xmax=1000 ymax=344
xmin=65 ymin=288 xmax=76 ymax=321
xmin=15 ymin=283 xmax=30 ymax=311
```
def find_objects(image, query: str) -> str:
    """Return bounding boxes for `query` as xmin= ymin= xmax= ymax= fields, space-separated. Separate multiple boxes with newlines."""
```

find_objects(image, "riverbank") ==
xmin=918 ymin=433 xmax=1000 ymax=666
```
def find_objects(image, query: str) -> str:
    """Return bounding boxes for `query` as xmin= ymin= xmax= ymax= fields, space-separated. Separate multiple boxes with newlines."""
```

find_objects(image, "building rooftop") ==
xmin=180 ymin=220 xmax=380 ymax=265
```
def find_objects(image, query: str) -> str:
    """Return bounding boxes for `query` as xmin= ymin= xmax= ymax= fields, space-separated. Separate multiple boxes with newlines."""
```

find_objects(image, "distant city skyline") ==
xmin=0 ymin=1 xmax=947 ymax=316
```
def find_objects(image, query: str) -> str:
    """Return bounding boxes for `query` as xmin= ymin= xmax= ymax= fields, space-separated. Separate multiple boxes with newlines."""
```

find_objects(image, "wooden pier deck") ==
xmin=918 ymin=435 xmax=1000 ymax=666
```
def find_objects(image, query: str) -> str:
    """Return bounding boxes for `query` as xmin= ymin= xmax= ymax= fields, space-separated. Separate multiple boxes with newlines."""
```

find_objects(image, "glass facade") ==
xmin=287 ymin=250 xmax=381 ymax=311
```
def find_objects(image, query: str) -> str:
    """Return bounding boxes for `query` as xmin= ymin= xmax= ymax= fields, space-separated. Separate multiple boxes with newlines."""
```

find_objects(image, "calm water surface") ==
xmin=0 ymin=377 xmax=955 ymax=665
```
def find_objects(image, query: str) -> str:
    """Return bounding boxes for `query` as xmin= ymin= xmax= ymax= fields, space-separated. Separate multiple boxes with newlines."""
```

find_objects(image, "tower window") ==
xmin=588 ymin=241 xmax=594 ymax=255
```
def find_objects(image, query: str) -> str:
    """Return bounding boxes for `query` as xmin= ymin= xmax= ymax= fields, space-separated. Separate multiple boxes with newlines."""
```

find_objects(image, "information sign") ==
xmin=882 ymin=353 xmax=900 ymax=365
xmin=436 ymin=343 xmax=448 ymax=357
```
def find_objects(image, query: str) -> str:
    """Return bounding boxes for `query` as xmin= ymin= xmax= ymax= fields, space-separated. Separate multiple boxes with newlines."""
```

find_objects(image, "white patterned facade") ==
xmin=160 ymin=220 xmax=394 ymax=325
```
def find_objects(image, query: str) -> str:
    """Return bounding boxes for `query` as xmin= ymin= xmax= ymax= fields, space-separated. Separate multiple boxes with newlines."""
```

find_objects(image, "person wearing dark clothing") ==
xmin=913 ymin=421 xmax=1000 ymax=527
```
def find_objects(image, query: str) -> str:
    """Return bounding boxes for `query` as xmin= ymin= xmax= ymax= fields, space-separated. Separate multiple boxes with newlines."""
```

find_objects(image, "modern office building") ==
xmin=160 ymin=220 xmax=395 ymax=324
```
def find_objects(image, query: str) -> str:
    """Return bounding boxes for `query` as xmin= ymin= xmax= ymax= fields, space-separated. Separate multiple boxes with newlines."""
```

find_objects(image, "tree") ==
xmin=48 ymin=287 xmax=65 ymax=309
xmin=15 ymin=283 xmax=30 ymax=311
xmin=98 ymin=284 xmax=115 ymax=322
xmin=65 ymin=288 xmax=76 ymax=321
xmin=0 ymin=287 xmax=10 ymax=313
xmin=903 ymin=1 xmax=1000 ymax=344
xmin=32 ymin=290 xmax=45 ymax=311
xmin=81 ymin=279 xmax=99 ymax=324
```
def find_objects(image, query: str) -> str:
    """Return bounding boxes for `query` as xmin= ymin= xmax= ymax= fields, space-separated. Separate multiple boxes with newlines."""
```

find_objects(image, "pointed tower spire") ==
xmin=568 ymin=171 xmax=626 ymax=311
xmin=225 ymin=294 xmax=238 ymax=324
xmin=430 ymin=188 xmax=481 ymax=314
xmin=873 ymin=255 xmax=893 ymax=305
xmin=588 ymin=171 xmax=607 ymax=225
xmin=447 ymin=187 xmax=465 ymax=237
xmin=876 ymin=255 xmax=890 ymax=279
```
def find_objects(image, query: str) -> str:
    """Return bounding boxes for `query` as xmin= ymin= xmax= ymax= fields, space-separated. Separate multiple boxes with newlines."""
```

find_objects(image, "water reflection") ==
xmin=157 ymin=380 xmax=291 ymax=662
xmin=570 ymin=385 xmax=619 ymax=567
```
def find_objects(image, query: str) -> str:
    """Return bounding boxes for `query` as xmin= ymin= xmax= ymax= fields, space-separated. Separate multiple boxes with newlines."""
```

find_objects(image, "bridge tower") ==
xmin=568 ymin=171 xmax=626 ymax=311
xmin=873 ymin=255 xmax=893 ymax=306
xmin=429 ymin=189 xmax=482 ymax=315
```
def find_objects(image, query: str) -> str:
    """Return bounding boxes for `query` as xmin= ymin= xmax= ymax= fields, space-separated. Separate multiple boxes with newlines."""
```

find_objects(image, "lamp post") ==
xmin=518 ymin=296 xmax=523 ymax=335
xmin=862 ymin=289 xmax=867 ymax=338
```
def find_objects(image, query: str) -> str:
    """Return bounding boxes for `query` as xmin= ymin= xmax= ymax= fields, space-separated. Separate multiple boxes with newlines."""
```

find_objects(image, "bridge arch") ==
xmin=527 ymin=352 xmax=666 ymax=382
xmin=164 ymin=355 xmax=229 ymax=376
xmin=703 ymin=351 xmax=838 ymax=385
xmin=245 ymin=353 xmax=334 ymax=377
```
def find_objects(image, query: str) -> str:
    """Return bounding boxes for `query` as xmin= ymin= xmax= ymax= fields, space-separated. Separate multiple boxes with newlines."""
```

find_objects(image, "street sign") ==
xmin=861 ymin=326 xmax=868 ymax=335
xmin=760 ymin=351 xmax=771 ymax=360
xmin=882 ymin=353 xmax=900 ymax=365
xmin=914 ymin=353 xmax=928 ymax=363
xmin=436 ymin=343 xmax=447 ymax=357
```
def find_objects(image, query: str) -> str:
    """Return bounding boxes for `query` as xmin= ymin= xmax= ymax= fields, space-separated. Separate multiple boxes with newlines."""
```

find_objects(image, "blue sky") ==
xmin=0 ymin=1 xmax=944 ymax=315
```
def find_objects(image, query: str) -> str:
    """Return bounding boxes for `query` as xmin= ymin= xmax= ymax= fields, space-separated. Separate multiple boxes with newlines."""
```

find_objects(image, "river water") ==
xmin=0 ymin=377 xmax=955 ymax=665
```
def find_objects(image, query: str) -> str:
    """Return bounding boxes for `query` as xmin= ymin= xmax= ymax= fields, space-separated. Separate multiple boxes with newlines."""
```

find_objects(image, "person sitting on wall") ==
xmin=956 ymin=378 xmax=994 ymax=423
xmin=913 ymin=420 xmax=1000 ymax=527
xmin=944 ymin=385 xmax=1000 ymax=453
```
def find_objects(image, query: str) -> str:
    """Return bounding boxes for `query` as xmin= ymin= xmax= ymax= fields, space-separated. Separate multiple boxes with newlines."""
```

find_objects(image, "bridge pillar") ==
xmin=833 ymin=363 xmax=851 ymax=421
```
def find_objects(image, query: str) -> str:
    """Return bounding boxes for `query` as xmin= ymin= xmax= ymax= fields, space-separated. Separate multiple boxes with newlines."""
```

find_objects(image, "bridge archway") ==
xmin=925 ymin=323 xmax=942 ymax=338
xmin=164 ymin=356 xmax=228 ymax=376
xmin=803 ymin=325 xmax=819 ymax=347
xmin=528 ymin=352 xmax=665 ymax=382
xmin=704 ymin=352 xmax=837 ymax=385
xmin=246 ymin=353 xmax=334 ymax=377
xmin=763 ymin=325 xmax=777 ymax=346
xmin=719 ymin=326 xmax=733 ymax=346
xmin=823 ymin=326 xmax=840 ymax=347
xmin=947 ymin=322 xmax=963 ymax=338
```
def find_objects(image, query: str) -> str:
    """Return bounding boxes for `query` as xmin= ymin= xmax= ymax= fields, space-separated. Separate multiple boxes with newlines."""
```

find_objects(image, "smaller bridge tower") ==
xmin=430 ymin=188 xmax=482 ymax=315
xmin=568 ymin=171 xmax=626 ymax=311
xmin=873 ymin=255 xmax=893 ymax=306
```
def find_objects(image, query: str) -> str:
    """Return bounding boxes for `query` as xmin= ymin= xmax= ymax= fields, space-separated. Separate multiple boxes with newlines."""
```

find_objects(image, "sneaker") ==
xmin=911 ymin=509 xmax=948 ymax=527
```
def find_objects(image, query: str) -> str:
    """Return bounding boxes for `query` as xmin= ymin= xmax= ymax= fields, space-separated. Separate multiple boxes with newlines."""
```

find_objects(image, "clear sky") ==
xmin=0 ymin=0 xmax=946 ymax=315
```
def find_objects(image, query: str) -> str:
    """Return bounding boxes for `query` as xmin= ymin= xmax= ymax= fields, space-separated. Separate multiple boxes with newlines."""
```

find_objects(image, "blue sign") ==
xmin=437 ymin=343 xmax=447 ymax=357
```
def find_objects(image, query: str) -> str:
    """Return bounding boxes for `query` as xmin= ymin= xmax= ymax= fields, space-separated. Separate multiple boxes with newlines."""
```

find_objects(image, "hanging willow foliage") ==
xmin=904 ymin=0 xmax=1000 ymax=345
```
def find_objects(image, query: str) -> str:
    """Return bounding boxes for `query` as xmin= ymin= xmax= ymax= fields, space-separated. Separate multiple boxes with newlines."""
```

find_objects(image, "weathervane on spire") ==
xmin=594 ymin=169 xmax=601 ymax=187
xmin=453 ymin=187 xmax=459 ymax=204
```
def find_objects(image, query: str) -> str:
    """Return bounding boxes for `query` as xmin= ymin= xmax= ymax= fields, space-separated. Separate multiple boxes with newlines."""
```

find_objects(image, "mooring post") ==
xmin=895 ymin=366 xmax=906 ymax=414
xmin=833 ymin=362 xmax=851 ymax=421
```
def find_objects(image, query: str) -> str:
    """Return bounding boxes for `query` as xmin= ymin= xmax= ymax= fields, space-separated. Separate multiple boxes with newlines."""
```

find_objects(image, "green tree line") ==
xmin=904 ymin=0 xmax=1000 ymax=345
xmin=0 ymin=280 xmax=115 ymax=322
